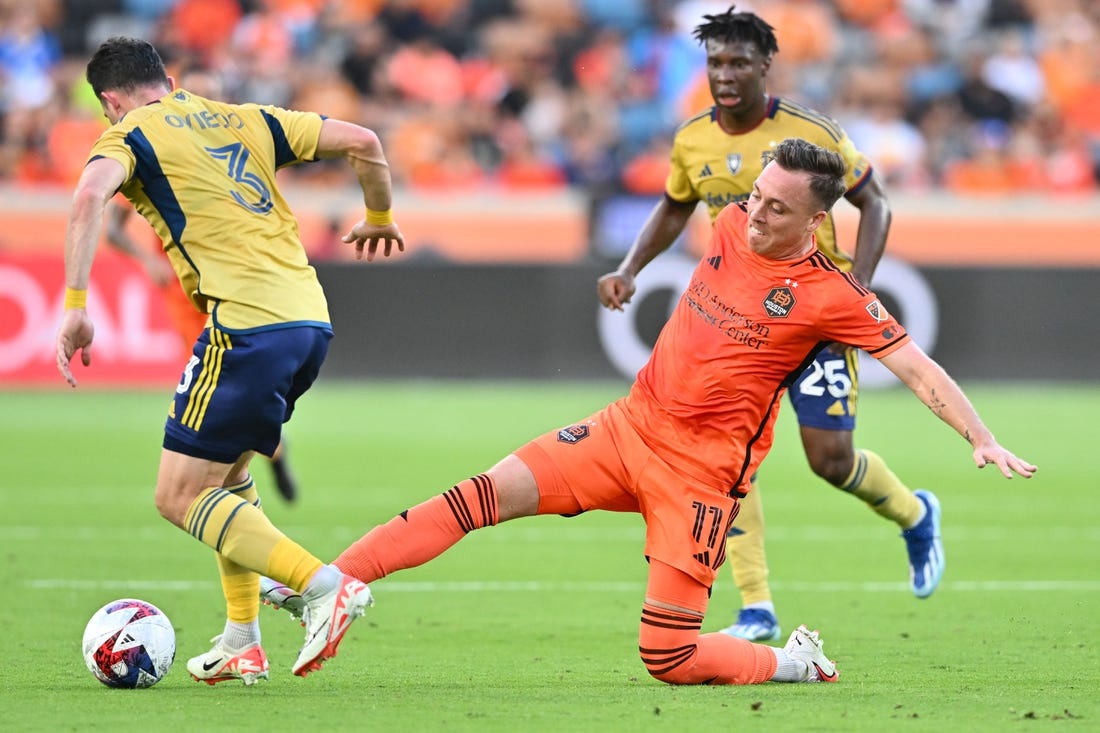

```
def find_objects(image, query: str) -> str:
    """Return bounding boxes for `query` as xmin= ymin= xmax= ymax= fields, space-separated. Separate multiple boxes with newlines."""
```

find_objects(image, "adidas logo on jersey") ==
xmin=699 ymin=163 xmax=713 ymax=178
xmin=707 ymin=255 xmax=722 ymax=270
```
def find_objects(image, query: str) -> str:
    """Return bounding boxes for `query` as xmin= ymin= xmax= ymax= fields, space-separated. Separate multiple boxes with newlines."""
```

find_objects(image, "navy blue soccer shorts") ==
xmin=163 ymin=324 xmax=332 ymax=463
xmin=786 ymin=345 xmax=859 ymax=432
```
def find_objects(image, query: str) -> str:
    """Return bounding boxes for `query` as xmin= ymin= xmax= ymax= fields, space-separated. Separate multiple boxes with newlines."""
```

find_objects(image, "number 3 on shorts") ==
xmin=177 ymin=355 xmax=201 ymax=394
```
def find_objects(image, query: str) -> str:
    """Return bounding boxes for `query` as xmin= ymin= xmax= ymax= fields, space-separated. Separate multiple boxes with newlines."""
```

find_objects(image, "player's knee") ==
xmin=640 ymin=646 xmax=701 ymax=685
xmin=812 ymin=461 xmax=849 ymax=486
xmin=801 ymin=428 xmax=856 ymax=486
xmin=153 ymin=481 xmax=202 ymax=529
xmin=806 ymin=450 xmax=855 ymax=486
xmin=153 ymin=489 xmax=184 ymax=527
xmin=486 ymin=454 xmax=538 ymax=521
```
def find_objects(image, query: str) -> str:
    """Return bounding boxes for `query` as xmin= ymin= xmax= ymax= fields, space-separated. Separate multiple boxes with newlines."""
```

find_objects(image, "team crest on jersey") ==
xmin=557 ymin=424 xmax=590 ymax=444
xmin=726 ymin=153 xmax=742 ymax=174
xmin=865 ymin=299 xmax=889 ymax=322
xmin=763 ymin=286 xmax=796 ymax=318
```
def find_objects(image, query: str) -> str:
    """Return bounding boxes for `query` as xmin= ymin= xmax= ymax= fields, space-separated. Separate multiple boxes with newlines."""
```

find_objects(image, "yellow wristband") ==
xmin=366 ymin=208 xmax=393 ymax=226
xmin=64 ymin=287 xmax=87 ymax=310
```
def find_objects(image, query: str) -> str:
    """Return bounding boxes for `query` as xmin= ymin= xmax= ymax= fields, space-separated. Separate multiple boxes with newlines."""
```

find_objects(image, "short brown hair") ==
xmin=767 ymin=138 xmax=847 ymax=210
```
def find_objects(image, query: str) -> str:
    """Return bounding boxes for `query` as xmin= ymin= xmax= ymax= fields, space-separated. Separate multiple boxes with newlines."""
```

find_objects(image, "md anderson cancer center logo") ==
xmin=763 ymin=286 xmax=796 ymax=318
xmin=685 ymin=278 xmax=772 ymax=350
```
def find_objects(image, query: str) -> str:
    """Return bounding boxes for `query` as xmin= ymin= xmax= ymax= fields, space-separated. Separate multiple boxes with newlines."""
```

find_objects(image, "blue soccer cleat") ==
xmin=902 ymin=489 xmax=944 ymax=598
xmin=720 ymin=607 xmax=781 ymax=641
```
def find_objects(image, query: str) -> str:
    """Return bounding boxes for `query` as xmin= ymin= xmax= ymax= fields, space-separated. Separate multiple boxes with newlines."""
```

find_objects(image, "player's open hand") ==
xmin=56 ymin=309 xmax=95 ymax=388
xmin=597 ymin=271 xmax=636 ymax=311
xmin=342 ymin=220 xmax=405 ymax=262
xmin=973 ymin=444 xmax=1036 ymax=479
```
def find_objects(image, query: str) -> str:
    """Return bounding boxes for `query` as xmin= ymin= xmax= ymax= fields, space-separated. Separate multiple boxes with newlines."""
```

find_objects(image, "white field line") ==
xmin=22 ymin=578 xmax=1100 ymax=593
xmin=4 ymin=525 xmax=1100 ymax=542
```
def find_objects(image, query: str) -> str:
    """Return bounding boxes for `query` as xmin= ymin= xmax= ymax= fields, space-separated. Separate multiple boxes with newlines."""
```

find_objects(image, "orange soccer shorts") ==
xmin=514 ymin=399 xmax=740 ymax=588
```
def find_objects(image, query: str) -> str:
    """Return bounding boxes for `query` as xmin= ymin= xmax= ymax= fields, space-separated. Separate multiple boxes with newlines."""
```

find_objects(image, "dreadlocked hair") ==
xmin=692 ymin=5 xmax=779 ymax=57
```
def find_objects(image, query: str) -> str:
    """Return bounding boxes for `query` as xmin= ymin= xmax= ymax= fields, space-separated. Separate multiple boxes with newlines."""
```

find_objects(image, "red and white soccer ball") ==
xmin=81 ymin=599 xmax=176 ymax=688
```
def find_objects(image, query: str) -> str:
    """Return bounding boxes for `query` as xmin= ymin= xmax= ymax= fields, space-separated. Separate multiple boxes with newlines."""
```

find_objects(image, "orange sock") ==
xmin=334 ymin=474 xmax=498 ymax=583
xmin=638 ymin=560 xmax=778 ymax=685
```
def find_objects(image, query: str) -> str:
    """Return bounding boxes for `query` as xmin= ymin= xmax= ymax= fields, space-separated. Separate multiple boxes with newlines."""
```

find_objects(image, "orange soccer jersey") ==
xmin=622 ymin=202 xmax=910 ymax=496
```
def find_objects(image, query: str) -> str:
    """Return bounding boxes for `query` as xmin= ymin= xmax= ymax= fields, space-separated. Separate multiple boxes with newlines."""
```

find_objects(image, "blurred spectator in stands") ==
xmin=844 ymin=96 xmax=929 ymax=190
xmin=228 ymin=0 xmax=295 ymax=107
xmin=623 ymin=1 xmax=704 ymax=130
xmin=942 ymin=119 xmax=1032 ymax=194
xmin=754 ymin=0 xmax=840 ymax=108
xmin=0 ymin=3 xmax=62 ymax=179
xmin=980 ymin=28 xmax=1044 ymax=110
xmin=833 ymin=0 xmax=901 ymax=31
xmin=9 ymin=0 xmax=1100 ymax=196
xmin=914 ymin=95 xmax=971 ymax=184
xmin=389 ymin=112 xmax=487 ymax=190
xmin=340 ymin=22 xmax=388 ymax=98
xmin=619 ymin=135 xmax=671 ymax=195
xmin=984 ymin=0 xmax=1032 ymax=31
xmin=896 ymin=25 xmax=964 ymax=107
xmin=902 ymin=0 xmax=990 ymax=58
xmin=574 ymin=28 xmax=663 ymax=160
xmin=494 ymin=116 xmax=566 ymax=189
xmin=44 ymin=79 xmax=108 ymax=188
xmin=1010 ymin=105 xmax=1096 ymax=195
xmin=1034 ymin=6 xmax=1096 ymax=117
xmin=954 ymin=45 xmax=1017 ymax=125
xmin=387 ymin=35 xmax=465 ymax=107
xmin=169 ymin=0 xmax=242 ymax=62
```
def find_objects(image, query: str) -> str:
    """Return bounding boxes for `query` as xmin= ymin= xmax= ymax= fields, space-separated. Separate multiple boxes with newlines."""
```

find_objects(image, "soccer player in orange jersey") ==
xmin=316 ymin=139 xmax=1035 ymax=686
xmin=598 ymin=5 xmax=928 ymax=643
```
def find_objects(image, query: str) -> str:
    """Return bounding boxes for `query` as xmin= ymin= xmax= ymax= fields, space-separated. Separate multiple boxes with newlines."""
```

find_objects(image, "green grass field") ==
xmin=1 ymin=381 xmax=1096 ymax=732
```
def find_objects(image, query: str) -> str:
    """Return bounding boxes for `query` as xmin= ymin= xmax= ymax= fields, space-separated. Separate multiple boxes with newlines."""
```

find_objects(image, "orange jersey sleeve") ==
xmin=622 ymin=203 xmax=909 ymax=494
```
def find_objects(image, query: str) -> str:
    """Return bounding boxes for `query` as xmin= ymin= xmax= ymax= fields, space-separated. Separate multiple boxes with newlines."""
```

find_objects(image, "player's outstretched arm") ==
xmin=878 ymin=342 xmax=1037 ymax=479
xmin=597 ymin=197 xmax=696 ymax=310
xmin=56 ymin=157 xmax=127 ymax=387
xmin=315 ymin=119 xmax=404 ymax=262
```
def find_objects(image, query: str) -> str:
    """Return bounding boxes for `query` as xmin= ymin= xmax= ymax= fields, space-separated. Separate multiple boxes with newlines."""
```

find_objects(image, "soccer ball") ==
xmin=81 ymin=598 xmax=176 ymax=688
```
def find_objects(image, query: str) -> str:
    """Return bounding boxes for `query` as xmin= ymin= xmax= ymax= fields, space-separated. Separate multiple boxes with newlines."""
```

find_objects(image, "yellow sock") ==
xmin=841 ymin=449 xmax=923 ymax=528
xmin=216 ymin=476 xmax=261 ymax=624
xmin=724 ymin=484 xmax=772 ymax=606
xmin=184 ymin=486 xmax=324 ymax=596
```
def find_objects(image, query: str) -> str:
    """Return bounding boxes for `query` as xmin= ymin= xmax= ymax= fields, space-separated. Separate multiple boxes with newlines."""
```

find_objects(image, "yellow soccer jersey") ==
xmin=89 ymin=89 xmax=329 ymax=332
xmin=665 ymin=97 xmax=872 ymax=270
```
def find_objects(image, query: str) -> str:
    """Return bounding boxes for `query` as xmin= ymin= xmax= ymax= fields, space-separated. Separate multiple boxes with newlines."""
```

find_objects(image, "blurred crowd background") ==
xmin=3 ymin=0 xmax=1100 ymax=199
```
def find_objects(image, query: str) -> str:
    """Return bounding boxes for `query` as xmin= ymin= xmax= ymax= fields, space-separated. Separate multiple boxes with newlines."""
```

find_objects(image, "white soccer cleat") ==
xmin=259 ymin=576 xmax=305 ymax=623
xmin=291 ymin=572 xmax=373 ymax=677
xmin=187 ymin=634 xmax=270 ymax=686
xmin=783 ymin=625 xmax=839 ymax=683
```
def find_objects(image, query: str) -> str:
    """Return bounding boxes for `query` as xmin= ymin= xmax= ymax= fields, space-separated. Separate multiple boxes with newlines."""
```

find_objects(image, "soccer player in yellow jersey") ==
xmin=598 ymin=6 xmax=939 ymax=642
xmin=55 ymin=37 xmax=404 ymax=684
xmin=104 ymin=66 xmax=302 ymax=505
